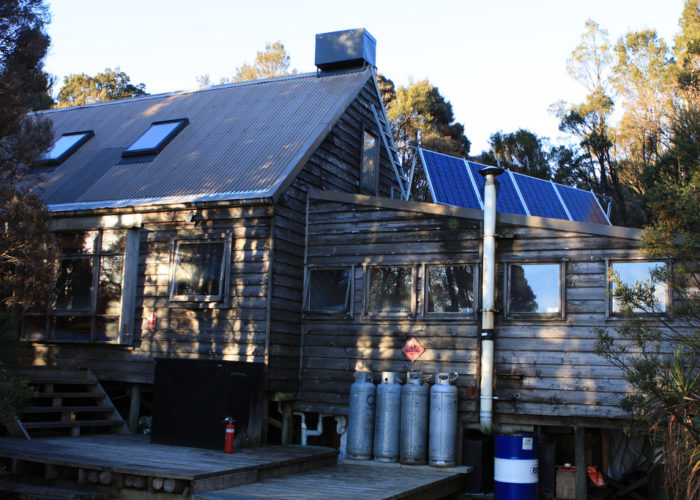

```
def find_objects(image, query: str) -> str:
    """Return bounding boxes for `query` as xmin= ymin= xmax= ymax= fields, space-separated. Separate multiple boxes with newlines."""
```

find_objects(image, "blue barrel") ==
xmin=494 ymin=434 xmax=538 ymax=500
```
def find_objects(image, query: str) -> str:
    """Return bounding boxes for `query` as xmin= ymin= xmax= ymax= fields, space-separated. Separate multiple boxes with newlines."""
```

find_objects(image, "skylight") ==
xmin=123 ymin=119 xmax=188 ymax=157
xmin=40 ymin=130 xmax=94 ymax=166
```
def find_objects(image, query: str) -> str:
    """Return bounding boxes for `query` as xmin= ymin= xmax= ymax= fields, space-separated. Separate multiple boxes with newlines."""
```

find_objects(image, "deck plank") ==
xmin=0 ymin=434 xmax=337 ymax=481
xmin=194 ymin=463 xmax=469 ymax=500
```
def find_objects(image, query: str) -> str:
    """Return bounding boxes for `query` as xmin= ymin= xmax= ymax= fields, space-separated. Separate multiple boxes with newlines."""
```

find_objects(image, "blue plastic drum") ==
xmin=494 ymin=434 xmax=538 ymax=500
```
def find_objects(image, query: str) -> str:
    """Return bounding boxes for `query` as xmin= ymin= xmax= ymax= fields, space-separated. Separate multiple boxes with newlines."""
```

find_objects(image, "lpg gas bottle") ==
xmin=346 ymin=371 xmax=376 ymax=460
xmin=428 ymin=372 xmax=458 ymax=467
xmin=399 ymin=371 xmax=429 ymax=465
xmin=373 ymin=372 xmax=402 ymax=462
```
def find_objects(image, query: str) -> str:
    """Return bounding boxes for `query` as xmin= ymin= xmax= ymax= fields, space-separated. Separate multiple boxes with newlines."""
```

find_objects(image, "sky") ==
xmin=43 ymin=0 xmax=687 ymax=154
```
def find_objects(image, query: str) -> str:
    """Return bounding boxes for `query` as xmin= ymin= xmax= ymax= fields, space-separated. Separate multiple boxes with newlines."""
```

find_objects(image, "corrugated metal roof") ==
xmin=35 ymin=69 xmax=373 ymax=212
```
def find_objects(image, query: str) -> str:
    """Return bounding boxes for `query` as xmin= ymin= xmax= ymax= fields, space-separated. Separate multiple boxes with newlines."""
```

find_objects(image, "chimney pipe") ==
xmin=478 ymin=166 xmax=504 ymax=434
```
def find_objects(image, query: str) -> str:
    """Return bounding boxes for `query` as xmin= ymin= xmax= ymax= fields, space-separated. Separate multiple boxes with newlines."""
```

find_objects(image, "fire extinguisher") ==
xmin=224 ymin=417 xmax=235 ymax=453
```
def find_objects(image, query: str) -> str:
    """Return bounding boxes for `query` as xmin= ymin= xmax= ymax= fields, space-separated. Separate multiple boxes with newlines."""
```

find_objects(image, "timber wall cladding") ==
xmin=301 ymin=199 xmax=482 ymax=416
xmin=267 ymin=79 xmax=400 ymax=393
xmin=303 ymin=198 xmax=655 ymax=422
xmin=31 ymin=204 xmax=274 ymax=385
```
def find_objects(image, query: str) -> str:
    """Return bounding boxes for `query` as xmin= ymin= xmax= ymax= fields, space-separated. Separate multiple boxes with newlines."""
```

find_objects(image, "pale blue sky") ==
xmin=44 ymin=0 xmax=687 ymax=153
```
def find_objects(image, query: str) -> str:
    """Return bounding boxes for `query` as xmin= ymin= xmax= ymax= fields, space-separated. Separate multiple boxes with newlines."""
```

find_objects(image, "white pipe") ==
xmin=478 ymin=167 xmax=504 ymax=434
xmin=293 ymin=412 xmax=327 ymax=445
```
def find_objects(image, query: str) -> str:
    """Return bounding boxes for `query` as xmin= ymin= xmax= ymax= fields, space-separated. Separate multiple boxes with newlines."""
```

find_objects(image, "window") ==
xmin=426 ymin=264 xmax=475 ymax=314
xmin=24 ymin=229 xmax=128 ymax=342
xmin=305 ymin=268 xmax=352 ymax=313
xmin=39 ymin=130 xmax=94 ymax=166
xmin=367 ymin=266 xmax=414 ymax=315
xmin=506 ymin=263 xmax=563 ymax=317
xmin=609 ymin=261 xmax=667 ymax=314
xmin=123 ymin=118 xmax=188 ymax=157
xmin=360 ymin=130 xmax=379 ymax=195
xmin=169 ymin=238 xmax=230 ymax=302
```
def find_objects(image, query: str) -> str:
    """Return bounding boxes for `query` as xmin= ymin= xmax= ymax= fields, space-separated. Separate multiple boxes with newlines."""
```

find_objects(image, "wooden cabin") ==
xmin=15 ymin=28 xmax=675 ymax=490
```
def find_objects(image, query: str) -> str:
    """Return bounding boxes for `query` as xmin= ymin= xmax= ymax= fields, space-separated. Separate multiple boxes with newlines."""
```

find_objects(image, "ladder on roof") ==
xmin=371 ymin=105 xmax=408 ymax=200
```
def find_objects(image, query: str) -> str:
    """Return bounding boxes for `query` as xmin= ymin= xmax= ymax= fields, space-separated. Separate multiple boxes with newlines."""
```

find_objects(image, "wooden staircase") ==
xmin=7 ymin=366 xmax=129 ymax=438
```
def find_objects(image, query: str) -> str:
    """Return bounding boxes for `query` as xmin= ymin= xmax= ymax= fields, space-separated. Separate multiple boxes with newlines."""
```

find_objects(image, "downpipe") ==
xmin=478 ymin=166 xmax=504 ymax=434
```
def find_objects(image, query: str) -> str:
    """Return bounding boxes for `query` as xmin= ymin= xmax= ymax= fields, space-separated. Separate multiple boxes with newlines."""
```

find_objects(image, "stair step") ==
xmin=35 ymin=391 xmax=106 ymax=399
xmin=27 ymin=376 xmax=96 ymax=385
xmin=24 ymin=406 xmax=115 ymax=414
xmin=22 ymin=419 xmax=125 ymax=429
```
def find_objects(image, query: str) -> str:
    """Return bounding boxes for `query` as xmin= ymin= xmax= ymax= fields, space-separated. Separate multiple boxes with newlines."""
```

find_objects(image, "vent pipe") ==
xmin=478 ymin=166 xmax=504 ymax=434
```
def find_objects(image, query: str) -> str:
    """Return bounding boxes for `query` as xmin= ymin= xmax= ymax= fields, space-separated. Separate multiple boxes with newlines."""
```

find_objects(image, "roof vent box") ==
xmin=315 ymin=28 xmax=376 ymax=71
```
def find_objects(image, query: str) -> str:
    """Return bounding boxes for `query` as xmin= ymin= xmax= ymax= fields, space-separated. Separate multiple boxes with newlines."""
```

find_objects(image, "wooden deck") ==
xmin=0 ymin=434 xmax=337 ymax=496
xmin=0 ymin=435 xmax=469 ymax=499
xmin=196 ymin=460 xmax=470 ymax=500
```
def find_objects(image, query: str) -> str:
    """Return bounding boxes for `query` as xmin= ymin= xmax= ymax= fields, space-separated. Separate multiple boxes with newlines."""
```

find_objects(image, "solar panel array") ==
xmin=418 ymin=148 xmax=610 ymax=225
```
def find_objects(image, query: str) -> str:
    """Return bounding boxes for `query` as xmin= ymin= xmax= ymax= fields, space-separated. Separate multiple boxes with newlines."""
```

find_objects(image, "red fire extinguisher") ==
xmin=224 ymin=417 xmax=235 ymax=453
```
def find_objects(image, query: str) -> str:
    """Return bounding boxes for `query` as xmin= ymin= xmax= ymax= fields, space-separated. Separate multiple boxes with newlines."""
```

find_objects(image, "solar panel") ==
xmin=555 ymin=184 xmax=609 ymax=224
xmin=418 ymin=148 xmax=611 ymax=225
xmin=512 ymin=173 xmax=569 ymax=220
xmin=466 ymin=163 xmax=528 ymax=216
xmin=420 ymin=150 xmax=481 ymax=210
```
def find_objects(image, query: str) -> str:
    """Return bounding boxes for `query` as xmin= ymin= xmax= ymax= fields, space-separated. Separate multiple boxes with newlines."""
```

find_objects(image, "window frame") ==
xmin=360 ymin=127 xmax=380 ymax=196
xmin=303 ymin=266 xmax=355 ymax=316
xmin=122 ymin=118 xmax=189 ymax=158
xmin=167 ymin=233 xmax=232 ymax=305
xmin=364 ymin=264 xmax=417 ymax=318
xmin=38 ymin=130 xmax=94 ymax=166
xmin=423 ymin=262 xmax=479 ymax=319
xmin=503 ymin=261 xmax=566 ymax=319
xmin=22 ymin=223 xmax=140 ymax=345
xmin=606 ymin=259 xmax=670 ymax=318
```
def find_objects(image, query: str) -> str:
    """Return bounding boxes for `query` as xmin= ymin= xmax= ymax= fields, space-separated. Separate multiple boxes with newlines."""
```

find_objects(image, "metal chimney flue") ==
xmin=315 ymin=28 xmax=376 ymax=72
xmin=478 ymin=166 xmax=504 ymax=434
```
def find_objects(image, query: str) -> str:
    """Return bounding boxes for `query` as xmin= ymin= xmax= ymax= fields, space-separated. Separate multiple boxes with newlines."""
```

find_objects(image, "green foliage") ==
xmin=227 ymin=42 xmax=296 ymax=83
xmin=0 ymin=0 xmax=55 ymax=430
xmin=55 ymin=67 xmax=147 ymax=108
xmin=486 ymin=129 xmax=551 ymax=179
xmin=384 ymin=78 xmax=470 ymax=200
xmin=0 ymin=362 xmax=35 ymax=424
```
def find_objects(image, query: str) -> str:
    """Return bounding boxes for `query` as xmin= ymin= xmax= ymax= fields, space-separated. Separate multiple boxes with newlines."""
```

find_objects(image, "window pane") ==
xmin=97 ymin=256 xmax=123 ymax=314
xmin=173 ymin=242 xmax=225 ymax=297
xmin=369 ymin=267 xmax=413 ymax=313
xmin=42 ymin=132 xmax=91 ymax=163
xmin=54 ymin=258 xmax=94 ymax=310
xmin=611 ymin=261 xmax=666 ymax=313
xmin=51 ymin=316 xmax=91 ymax=340
xmin=101 ymin=230 xmax=126 ymax=253
xmin=428 ymin=265 xmax=474 ymax=313
xmin=308 ymin=269 xmax=351 ymax=312
xmin=360 ymin=131 xmax=378 ymax=194
xmin=56 ymin=231 xmax=99 ymax=254
xmin=125 ymin=121 xmax=183 ymax=154
xmin=509 ymin=264 xmax=560 ymax=314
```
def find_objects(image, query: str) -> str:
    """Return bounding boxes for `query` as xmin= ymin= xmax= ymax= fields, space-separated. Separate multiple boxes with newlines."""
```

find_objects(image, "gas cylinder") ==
xmin=373 ymin=372 xmax=402 ymax=462
xmin=399 ymin=371 xmax=429 ymax=465
xmin=346 ymin=371 xmax=376 ymax=460
xmin=429 ymin=372 xmax=458 ymax=467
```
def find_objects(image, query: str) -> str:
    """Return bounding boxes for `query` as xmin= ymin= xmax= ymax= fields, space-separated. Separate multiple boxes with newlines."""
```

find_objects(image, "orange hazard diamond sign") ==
xmin=402 ymin=337 xmax=425 ymax=362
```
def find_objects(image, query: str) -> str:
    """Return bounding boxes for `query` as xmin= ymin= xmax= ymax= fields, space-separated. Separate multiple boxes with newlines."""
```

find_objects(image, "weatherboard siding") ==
xmin=27 ymin=203 xmax=274 ymax=385
xmin=267 ymin=79 xmax=401 ymax=393
xmin=301 ymin=196 xmax=650 ymax=424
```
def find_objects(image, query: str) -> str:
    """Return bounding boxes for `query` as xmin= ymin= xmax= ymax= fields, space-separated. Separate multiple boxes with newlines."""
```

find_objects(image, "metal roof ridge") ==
xmin=33 ymin=68 xmax=372 ymax=116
